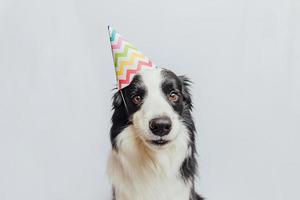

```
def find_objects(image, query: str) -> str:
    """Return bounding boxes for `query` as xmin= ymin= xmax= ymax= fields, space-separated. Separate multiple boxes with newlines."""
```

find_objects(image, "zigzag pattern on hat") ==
xmin=108 ymin=26 xmax=155 ymax=89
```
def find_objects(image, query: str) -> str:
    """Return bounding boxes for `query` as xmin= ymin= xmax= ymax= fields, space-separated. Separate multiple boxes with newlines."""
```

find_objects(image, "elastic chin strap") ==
xmin=119 ymin=90 xmax=130 ymax=116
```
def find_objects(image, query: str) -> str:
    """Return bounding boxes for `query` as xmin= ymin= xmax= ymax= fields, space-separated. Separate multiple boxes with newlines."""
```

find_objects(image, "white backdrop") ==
xmin=0 ymin=0 xmax=300 ymax=200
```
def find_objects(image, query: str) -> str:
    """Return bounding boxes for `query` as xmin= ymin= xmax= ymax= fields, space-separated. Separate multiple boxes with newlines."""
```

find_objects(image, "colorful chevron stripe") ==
xmin=108 ymin=26 xmax=155 ymax=89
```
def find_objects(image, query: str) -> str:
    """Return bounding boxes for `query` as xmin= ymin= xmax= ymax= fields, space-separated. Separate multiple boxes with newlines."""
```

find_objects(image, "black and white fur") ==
xmin=107 ymin=68 xmax=203 ymax=200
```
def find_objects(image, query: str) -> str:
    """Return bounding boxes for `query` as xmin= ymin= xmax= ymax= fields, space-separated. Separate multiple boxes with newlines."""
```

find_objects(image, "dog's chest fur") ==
xmin=107 ymin=127 xmax=191 ymax=200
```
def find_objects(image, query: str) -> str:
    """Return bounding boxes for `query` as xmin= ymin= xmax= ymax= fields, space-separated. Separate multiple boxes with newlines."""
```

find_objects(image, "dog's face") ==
xmin=111 ymin=68 xmax=193 ymax=150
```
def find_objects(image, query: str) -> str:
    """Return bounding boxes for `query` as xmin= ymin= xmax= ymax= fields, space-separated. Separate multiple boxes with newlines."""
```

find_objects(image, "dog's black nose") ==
xmin=149 ymin=116 xmax=172 ymax=136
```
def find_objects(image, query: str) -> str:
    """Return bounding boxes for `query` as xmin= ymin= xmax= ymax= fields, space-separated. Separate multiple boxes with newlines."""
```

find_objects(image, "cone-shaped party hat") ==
xmin=108 ymin=26 xmax=156 ymax=90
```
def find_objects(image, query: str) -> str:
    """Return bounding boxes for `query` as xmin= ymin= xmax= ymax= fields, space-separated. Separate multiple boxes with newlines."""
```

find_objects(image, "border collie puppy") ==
xmin=107 ymin=67 xmax=203 ymax=200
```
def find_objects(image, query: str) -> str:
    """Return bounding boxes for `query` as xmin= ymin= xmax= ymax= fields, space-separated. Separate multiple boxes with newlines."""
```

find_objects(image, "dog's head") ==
xmin=110 ymin=68 xmax=194 ymax=150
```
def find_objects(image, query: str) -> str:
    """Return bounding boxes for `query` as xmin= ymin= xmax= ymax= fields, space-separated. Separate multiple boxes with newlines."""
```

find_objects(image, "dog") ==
xmin=107 ymin=67 xmax=203 ymax=200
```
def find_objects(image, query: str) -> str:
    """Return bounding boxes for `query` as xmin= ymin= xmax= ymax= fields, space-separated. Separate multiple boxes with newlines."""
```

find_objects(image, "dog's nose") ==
xmin=149 ymin=116 xmax=172 ymax=136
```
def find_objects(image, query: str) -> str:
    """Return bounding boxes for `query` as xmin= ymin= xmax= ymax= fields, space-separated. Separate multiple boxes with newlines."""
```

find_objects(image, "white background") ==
xmin=0 ymin=0 xmax=299 ymax=200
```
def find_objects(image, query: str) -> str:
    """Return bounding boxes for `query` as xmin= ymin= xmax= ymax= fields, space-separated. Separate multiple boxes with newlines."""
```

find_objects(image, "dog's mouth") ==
xmin=149 ymin=139 xmax=170 ymax=146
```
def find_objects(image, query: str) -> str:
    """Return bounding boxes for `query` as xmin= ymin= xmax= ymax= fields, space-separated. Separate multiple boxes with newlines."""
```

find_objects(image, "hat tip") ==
xmin=108 ymin=25 xmax=116 ymax=33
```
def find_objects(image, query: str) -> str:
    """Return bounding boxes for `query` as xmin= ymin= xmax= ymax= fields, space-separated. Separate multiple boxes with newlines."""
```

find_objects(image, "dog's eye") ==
xmin=168 ymin=92 xmax=179 ymax=102
xmin=132 ymin=95 xmax=142 ymax=105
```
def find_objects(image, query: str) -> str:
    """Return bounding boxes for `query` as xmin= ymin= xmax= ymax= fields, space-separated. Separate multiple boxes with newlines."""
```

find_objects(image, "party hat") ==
xmin=108 ymin=26 xmax=156 ymax=90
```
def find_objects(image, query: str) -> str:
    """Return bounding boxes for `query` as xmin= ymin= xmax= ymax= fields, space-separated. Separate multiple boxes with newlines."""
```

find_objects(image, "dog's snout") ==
xmin=149 ymin=116 xmax=172 ymax=136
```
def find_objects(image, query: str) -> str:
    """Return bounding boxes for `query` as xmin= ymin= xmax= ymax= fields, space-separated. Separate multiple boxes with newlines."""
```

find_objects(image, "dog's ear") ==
xmin=179 ymin=75 xmax=193 ymax=110
xmin=112 ymin=90 xmax=123 ymax=109
xmin=110 ymin=90 xmax=129 ymax=149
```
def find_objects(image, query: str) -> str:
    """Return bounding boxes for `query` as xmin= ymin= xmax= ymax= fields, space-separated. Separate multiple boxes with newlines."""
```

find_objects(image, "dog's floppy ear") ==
xmin=110 ymin=89 xmax=129 ymax=149
xmin=112 ymin=90 xmax=123 ymax=109
xmin=179 ymin=75 xmax=193 ymax=110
